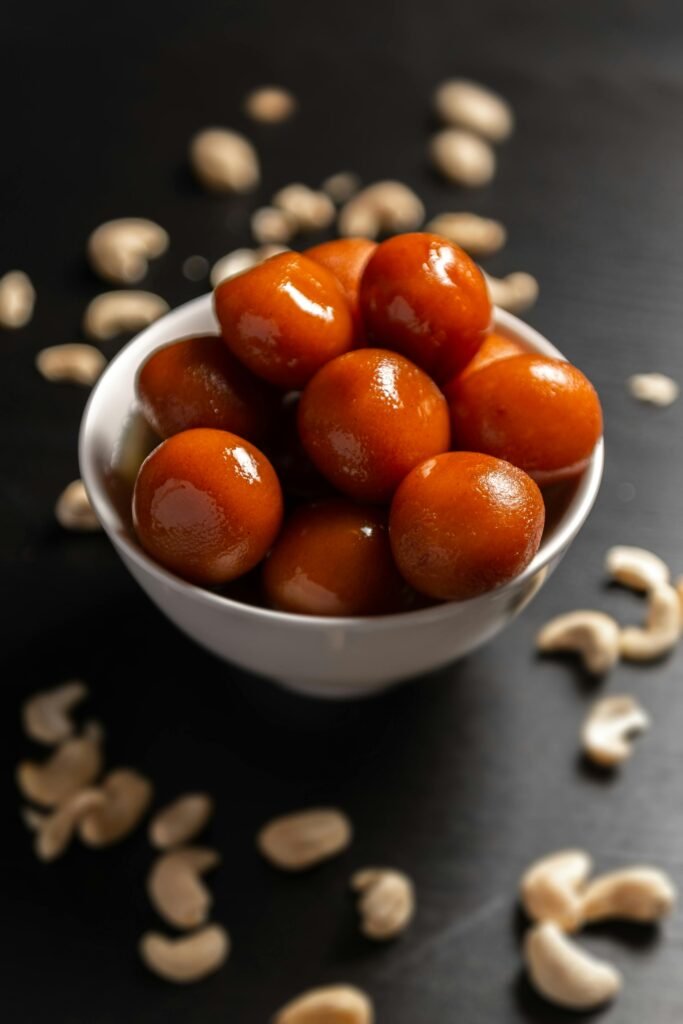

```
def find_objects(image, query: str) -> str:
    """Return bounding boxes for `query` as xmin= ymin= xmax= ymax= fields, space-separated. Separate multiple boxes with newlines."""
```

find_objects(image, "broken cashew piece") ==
xmin=520 ymin=849 xmax=592 ymax=931
xmin=149 ymin=793 xmax=214 ymax=850
xmin=536 ymin=610 xmax=620 ymax=675
xmin=524 ymin=921 xmax=622 ymax=1010
xmin=425 ymin=212 xmax=506 ymax=258
xmin=87 ymin=218 xmax=169 ymax=285
xmin=274 ymin=984 xmax=374 ymax=1024
xmin=244 ymin=85 xmax=297 ymax=123
xmin=430 ymin=129 xmax=496 ymax=187
xmin=190 ymin=127 xmax=260 ymax=193
xmin=35 ymin=344 xmax=106 ymax=387
xmin=33 ymin=787 xmax=105 ymax=862
xmin=258 ymin=808 xmax=352 ymax=871
xmin=581 ymin=695 xmax=650 ymax=768
xmin=79 ymin=768 xmax=153 ymax=846
xmin=139 ymin=924 xmax=230 ymax=984
xmin=147 ymin=846 xmax=221 ymax=930
xmin=0 ymin=270 xmax=35 ymax=328
xmin=351 ymin=868 xmax=415 ymax=940
xmin=83 ymin=290 xmax=169 ymax=342
xmin=338 ymin=181 xmax=424 ymax=239
xmin=55 ymin=480 xmax=101 ymax=532
xmin=17 ymin=723 xmax=104 ymax=807
xmin=605 ymin=545 xmax=670 ymax=592
xmin=619 ymin=582 xmax=681 ymax=661
xmin=22 ymin=680 xmax=88 ymax=745
xmin=433 ymin=79 xmax=514 ymax=142
xmin=484 ymin=270 xmax=539 ymax=313
xmin=628 ymin=372 xmax=679 ymax=407
xmin=580 ymin=867 xmax=677 ymax=924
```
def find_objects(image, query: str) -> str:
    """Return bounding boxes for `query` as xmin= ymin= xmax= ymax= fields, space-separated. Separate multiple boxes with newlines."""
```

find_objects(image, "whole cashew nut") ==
xmin=524 ymin=921 xmax=622 ymax=1010
xmin=628 ymin=373 xmax=679 ymax=407
xmin=351 ymin=868 xmax=415 ymax=940
xmin=147 ymin=846 xmax=221 ymax=930
xmin=581 ymin=695 xmax=650 ymax=768
xmin=425 ymin=212 xmax=507 ymax=258
xmin=0 ymin=270 xmax=35 ymax=328
xmin=272 ymin=184 xmax=336 ymax=232
xmin=22 ymin=680 xmax=88 ymax=745
xmin=189 ymin=127 xmax=260 ymax=193
xmin=483 ymin=271 xmax=539 ymax=314
xmin=605 ymin=545 xmax=670 ymax=592
xmin=580 ymin=867 xmax=677 ymax=924
xmin=536 ymin=610 xmax=620 ymax=675
xmin=87 ymin=218 xmax=169 ymax=285
xmin=139 ymin=924 xmax=230 ymax=984
xmin=274 ymin=984 xmax=374 ymax=1024
xmin=79 ymin=768 xmax=153 ymax=846
xmin=148 ymin=793 xmax=214 ymax=850
xmin=430 ymin=129 xmax=496 ymax=187
xmin=619 ymin=582 xmax=681 ymax=661
xmin=257 ymin=807 xmax=352 ymax=871
xmin=338 ymin=182 xmax=424 ymax=239
xmin=83 ymin=291 xmax=169 ymax=342
xmin=244 ymin=85 xmax=297 ymax=124
xmin=35 ymin=344 xmax=107 ymax=387
xmin=433 ymin=79 xmax=514 ymax=142
xmin=520 ymin=849 xmax=593 ymax=931
xmin=33 ymin=787 xmax=105 ymax=862
xmin=16 ymin=723 xmax=104 ymax=807
xmin=55 ymin=479 xmax=101 ymax=532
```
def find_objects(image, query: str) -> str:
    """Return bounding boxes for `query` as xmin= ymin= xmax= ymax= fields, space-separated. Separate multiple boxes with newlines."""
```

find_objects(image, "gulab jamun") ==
xmin=298 ymin=348 xmax=451 ymax=502
xmin=133 ymin=428 xmax=283 ymax=585
xmin=305 ymin=237 xmax=377 ymax=342
xmin=390 ymin=451 xmax=545 ymax=601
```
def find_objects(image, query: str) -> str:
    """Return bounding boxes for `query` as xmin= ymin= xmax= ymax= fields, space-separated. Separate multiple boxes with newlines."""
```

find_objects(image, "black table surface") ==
xmin=2 ymin=1 xmax=683 ymax=1020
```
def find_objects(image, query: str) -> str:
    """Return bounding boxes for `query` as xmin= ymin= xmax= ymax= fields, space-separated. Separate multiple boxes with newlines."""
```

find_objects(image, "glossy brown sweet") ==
xmin=453 ymin=331 xmax=525 ymax=383
xmin=390 ymin=452 xmax=545 ymax=601
xmin=298 ymin=349 xmax=451 ymax=502
xmin=359 ymin=232 xmax=491 ymax=382
xmin=136 ymin=334 xmax=276 ymax=441
xmin=214 ymin=252 xmax=354 ymax=389
xmin=132 ymin=428 xmax=283 ymax=585
xmin=305 ymin=237 xmax=377 ymax=342
xmin=263 ymin=499 xmax=407 ymax=616
xmin=448 ymin=354 xmax=603 ymax=483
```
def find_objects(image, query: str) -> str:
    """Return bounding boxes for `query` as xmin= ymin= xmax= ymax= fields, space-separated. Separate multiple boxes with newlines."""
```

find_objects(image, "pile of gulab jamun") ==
xmin=132 ymin=232 xmax=602 ymax=616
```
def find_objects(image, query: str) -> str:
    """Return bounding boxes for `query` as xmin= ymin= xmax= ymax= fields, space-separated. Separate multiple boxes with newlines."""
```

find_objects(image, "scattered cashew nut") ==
xmin=139 ymin=924 xmax=230 ymax=984
xmin=22 ymin=680 xmax=88 ymax=745
xmin=425 ymin=212 xmax=506 ymax=257
xmin=83 ymin=290 xmax=169 ymax=342
xmin=619 ymin=582 xmax=681 ymax=661
xmin=274 ymin=984 xmax=374 ymax=1024
xmin=257 ymin=808 xmax=352 ymax=871
xmin=524 ymin=921 xmax=622 ymax=1010
xmin=580 ymin=867 xmax=677 ymax=925
xmin=35 ymin=344 xmax=106 ymax=387
xmin=338 ymin=181 xmax=424 ymax=239
xmin=55 ymin=480 xmax=101 ymax=532
xmin=251 ymin=206 xmax=295 ymax=245
xmin=87 ymin=218 xmax=169 ymax=285
xmin=149 ymin=793 xmax=214 ymax=849
xmin=322 ymin=171 xmax=361 ymax=204
xmin=190 ymin=127 xmax=260 ymax=193
xmin=210 ymin=248 xmax=259 ymax=287
xmin=16 ymin=723 xmax=104 ymax=807
xmin=351 ymin=868 xmax=415 ymax=940
xmin=628 ymin=372 xmax=679 ymax=407
xmin=33 ymin=788 xmax=106 ymax=862
xmin=536 ymin=610 xmax=620 ymax=675
xmin=0 ymin=270 xmax=35 ymax=328
xmin=147 ymin=846 xmax=221 ymax=929
xmin=433 ymin=79 xmax=514 ymax=142
xmin=581 ymin=695 xmax=650 ymax=768
xmin=430 ymin=129 xmax=496 ymax=187
xmin=244 ymin=85 xmax=297 ymax=123
xmin=520 ymin=849 xmax=593 ymax=932
xmin=273 ymin=184 xmax=336 ymax=232
xmin=79 ymin=768 xmax=153 ymax=846
xmin=484 ymin=270 xmax=539 ymax=313
xmin=605 ymin=545 xmax=670 ymax=592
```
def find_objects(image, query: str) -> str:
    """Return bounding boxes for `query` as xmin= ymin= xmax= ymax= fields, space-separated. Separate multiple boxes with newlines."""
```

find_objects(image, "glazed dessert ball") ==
xmin=298 ymin=348 xmax=451 ymax=502
xmin=359 ymin=232 xmax=491 ymax=382
xmin=448 ymin=354 xmax=603 ymax=483
xmin=453 ymin=331 xmax=524 ymax=383
xmin=263 ymin=499 xmax=407 ymax=616
xmin=133 ymin=428 xmax=283 ymax=585
xmin=305 ymin=237 xmax=377 ymax=342
xmin=214 ymin=251 xmax=354 ymax=389
xmin=136 ymin=334 xmax=277 ymax=441
xmin=390 ymin=451 xmax=545 ymax=601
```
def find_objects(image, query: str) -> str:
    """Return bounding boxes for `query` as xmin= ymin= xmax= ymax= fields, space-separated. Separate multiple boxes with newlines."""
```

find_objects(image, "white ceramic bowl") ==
xmin=79 ymin=295 xmax=603 ymax=699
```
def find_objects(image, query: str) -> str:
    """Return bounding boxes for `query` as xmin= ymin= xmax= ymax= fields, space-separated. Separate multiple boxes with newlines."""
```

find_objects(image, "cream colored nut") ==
xmin=676 ymin=576 xmax=683 ymax=626
xmin=210 ymin=248 xmax=258 ymax=287
xmin=425 ymin=212 xmax=506 ymax=257
xmin=244 ymin=85 xmax=297 ymax=123
xmin=149 ymin=793 xmax=214 ymax=849
xmin=190 ymin=127 xmax=260 ymax=193
xmin=581 ymin=696 xmax=650 ymax=768
xmin=322 ymin=171 xmax=361 ymax=204
xmin=434 ymin=79 xmax=514 ymax=142
xmin=83 ymin=290 xmax=169 ymax=342
xmin=55 ymin=479 xmax=101 ymax=532
xmin=87 ymin=218 xmax=169 ymax=285
xmin=17 ymin=724 xmax=104 ymax=807
xmin=139 ymin=924 xmax=230 ymax=984
xmin=79 ymin=768 xmax=153 ymax=846
xmin=0 ymin=270 xmax=35 ymax=328
xmin=22 ymin=680 xmax=88 ymax=745
xmin=580 ymin=867 xmax=677 ymax=924
xmin=147 ymin=846 xmax=220 ymax=929
xmin=628 ymin=372 xmax=679 ymax=407
xmin=536 ymin=610 xmax=620 ymax=675
xmin=430 ymin=129 xmax=496 ymax=187
xmin=34 ymin=788 xmax=105 ymax=862
xmin=338 ymin=181 xmax=424 ymax=239
xmin=35 ymin=344 xmax=106 ymax=387
xmin=605 ymin=545 xmax=670 ymax=592
xmin=484 ymin=271 xmax=539 ymax=313
xmin=619 ymin=582 xmax=681 ymax=661
xmin=274 ymin=984 xmax=374 ymax=1024
xmin=273 ymin=184 xmax=336 ymax=232
xmin=524 ymin=922 xmax=622 ymax=1010
xmin=251 ymin=206 xmax=295 ymax=245
xmin=351 ymin=868 xmax=415 ymax=940
xmin=520 ymin=850 xmax=592 ymax=931
xmin=257 ymin=808 xmax=352 ymax=871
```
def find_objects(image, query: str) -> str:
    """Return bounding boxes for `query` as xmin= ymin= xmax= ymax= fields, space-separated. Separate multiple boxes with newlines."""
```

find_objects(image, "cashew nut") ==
xmin=430 ymin=129 xmax=496 ymax=187
xmin=274 ymin=984 xmax=374 ymax=1024
xmin=139 ymin=924 xmax=230 ymax=984
xmin=433 ymin=79 xmax=514 ymax=142
xmin=425 ymin=212 xmax=506 ymax=258
xmin=210 ymin=248 xmax=259 ymax=287
xmin=536 ymin=610 xmax=620 ymax=675
xmin=619 ymin=582 xmax=681 ymax=661
xmin=189 ymin=127 xmax=260 ymax=193
xmin=351 ymin=868 xmax=415 ymax=940
xmin=338 ymin=181 xmax=424 ymax=239
xmin=520 ymin=850 xmax=593 ymax=931
xmin=0 ymin=270 xmax=35 ymax=328
xmin=87 ymin=218 xmax=169 ymax=285
xmin=35 ymin=344 xmax=106 ymax=387
xmin=580 ymin=867 xmax=677 ymax=924
xmin=581 ymin=695 xmax=650 ymax=768
xmin=322 ymin=171 xmax=361 ymax=204
xmin=147 ymin=846 xmax=220 ymax=929
xmin=55 ymin=479 xmax=101 ymax=532
xmin=22 ymin=680 xmax=88 ymax=745
xmin=251 ymin=206 xmax=295 ymax=245
xmin=258 ymin=808 xmax=352 ymax=871
xmin=605 ymin=545 xmax=670 ymax=592
xmin=79 ymin=768 xmax=153 ymax=846
xmin=17 ymin=723 xmax=104 ymax=807
xmin=33 ymin=788 xmax=105 ymax=862
xmin=273 ymin=184 xmax=336 ymax=232
xmin=149 ymin=793 xmax=214 ymax=850
xmin=244 ymin=85 xmax=297 ymax=123
xmin=628 ymin=372 xmax=679 ymax=407
xmin=484 ymin=270 xmax=539 ymax=313
xmin=83 ymin=291 xmax=169 ymax=342
xmin=676 ymin=575 xmax=683 ymax=625
xmin=524 ymin=922 xmax=622 ymax=1010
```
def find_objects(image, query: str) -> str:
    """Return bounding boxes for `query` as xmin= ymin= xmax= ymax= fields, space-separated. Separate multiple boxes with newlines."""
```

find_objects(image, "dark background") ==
xmin=2 ymin=1 xmax=683 ymax=1020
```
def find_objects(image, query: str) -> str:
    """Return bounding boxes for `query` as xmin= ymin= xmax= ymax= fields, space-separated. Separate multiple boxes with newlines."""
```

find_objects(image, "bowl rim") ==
xmin=79 ymin=296 xmax=604 ymax=632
